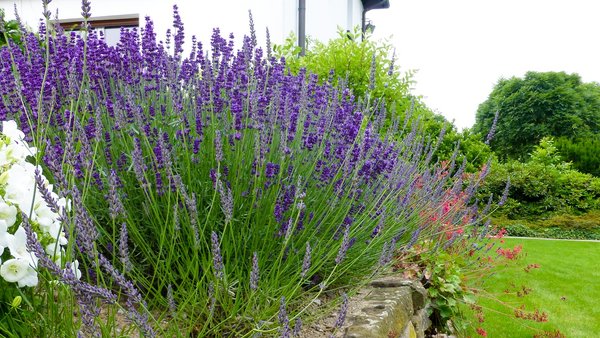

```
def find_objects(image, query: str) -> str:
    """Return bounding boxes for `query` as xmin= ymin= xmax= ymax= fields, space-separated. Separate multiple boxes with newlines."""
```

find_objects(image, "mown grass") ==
xmin=465 ymin=237 xmax=600 ymax=337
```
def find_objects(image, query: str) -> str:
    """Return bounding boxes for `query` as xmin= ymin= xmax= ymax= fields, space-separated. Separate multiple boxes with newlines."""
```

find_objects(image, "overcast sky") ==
xmin=367 ymin=0 xmax=600 ymax=130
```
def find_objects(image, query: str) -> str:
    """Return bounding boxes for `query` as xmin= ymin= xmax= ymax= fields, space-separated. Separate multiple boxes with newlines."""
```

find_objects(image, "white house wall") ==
xmin=1 ymin=0 xmax=364 ymax=50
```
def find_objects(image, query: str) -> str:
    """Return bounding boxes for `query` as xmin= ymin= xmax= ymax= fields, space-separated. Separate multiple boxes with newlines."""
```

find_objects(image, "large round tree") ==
xmin=474 ymin=71 xmax=600 ymax=160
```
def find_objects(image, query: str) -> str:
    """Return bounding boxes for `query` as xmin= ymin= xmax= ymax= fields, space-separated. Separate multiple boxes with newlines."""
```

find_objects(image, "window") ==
xmin=53 ymin=14 xmax=139 ymax=46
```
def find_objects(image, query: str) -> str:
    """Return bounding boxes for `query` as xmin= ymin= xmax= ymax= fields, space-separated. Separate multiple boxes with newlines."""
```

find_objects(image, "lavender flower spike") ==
xmin=211 ymin=231 xmax=224 ymax=279
xmin=278 ymin=296 xmax=290 ymax=338
xmin=107 ymin=169 xmax=125 ymax=221
xmin=485 ymin=111 xmax=499 ymax=145
xmin=301 ymin=242 xmax=311 ymax=278
xmin=167 ymin=284 xmax=177 ymax=316
xmin=498 ymin=177 xmax=511 ymax=207
xmin=218 ymin=179 xmax=233 ymax=223
xmin=250 ymin=252 xmax=259 ymax=290
xmin=334 ymin=293 xmax=348 ymax=329
xmin=81 ymin=0 xmax=91 ymax=19
xmin=335 ymin=224 xmax=351 ymax=265
xmin=119 ymin=222 xmax=132 ymax=273
xmin=214 ymin=129 xmax=223 ymax=162
xmin=292 ymin=318 xmax=302 ymax=337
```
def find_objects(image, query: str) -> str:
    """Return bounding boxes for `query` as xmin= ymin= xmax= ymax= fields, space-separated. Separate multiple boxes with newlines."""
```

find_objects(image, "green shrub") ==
xmin=502 ymin=223 xmax=539 ymax=237
xmin=541 ymin=211 xmax=600 ymax=230
xmin=275 ymin=28 xmax=413 ymax=113
xmin=0 ymin=9 xmax=23 ymax=48
xmin=555 ymin=136 xmax=600 ymax=177
xmin=497 ymin=212 xmax=600 ymax=240
xmin=480 ymin=138 xmax=600 ymax=219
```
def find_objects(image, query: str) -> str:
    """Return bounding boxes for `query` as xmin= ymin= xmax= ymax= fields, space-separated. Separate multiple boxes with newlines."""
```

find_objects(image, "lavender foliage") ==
xmin=0 ymin=7 xmax=496 ymax=336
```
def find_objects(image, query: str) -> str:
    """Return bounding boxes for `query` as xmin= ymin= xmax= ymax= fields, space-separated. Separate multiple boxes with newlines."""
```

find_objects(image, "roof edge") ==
xmin=361 ymin=0 xmax=390 ymax=11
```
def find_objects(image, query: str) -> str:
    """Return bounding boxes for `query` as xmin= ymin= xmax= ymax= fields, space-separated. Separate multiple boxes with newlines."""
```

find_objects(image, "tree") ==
xmin=555 ymin=136 xmax=600 ymax=177
xmin=473 ymin=71 xmax=600 ymax=160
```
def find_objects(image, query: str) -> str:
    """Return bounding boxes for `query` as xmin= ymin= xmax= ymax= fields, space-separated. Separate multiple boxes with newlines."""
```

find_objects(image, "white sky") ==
xmin=367 ymin=0 xmax=600 ymax=130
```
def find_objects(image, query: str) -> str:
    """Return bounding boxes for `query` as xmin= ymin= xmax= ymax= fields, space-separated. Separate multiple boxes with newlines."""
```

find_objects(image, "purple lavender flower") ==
xmin=248 ymin=10 xmax=257 ymax=48
xmin=292 ymin=318 xmax=302 ymax=337
xmin=278 ymin=296 xmax=290 ymax=338
xmin=265 ymin=27 xmax=272 ymax=60
xmin=214 ymin=130 xmax=223 ymax=162
xmin=485 ymin=111 xmax=499 ymax=145
xmin=211 ymin=231 xmax=224 ymax=279
xmin=167 ymin=284 xmax=176 ymax=316
xmin=172 ymin=204 xmax=181 ymax=232
xmin=301 ymin=242 xmax=311 ymax=278
xmin=81 ymin=0 xmax=91 ymax=19
xmin=371 ymin=211 xmax=386 ymax=238
xmin=250 ymin=252 xmax=259 ymax=290
xmin=388 ymin=49 xmax=396 ymax=76
xmin=132 ymin=137 xmax=148 ymax=188
xmin=334 ymin=293 xmax=348 ymax=329
xmin=335 ymin=223 xmax=351 ymax=265
xmin=482 ymin=193 xmax=494 ymax=216
xmin=368 ymin=53 xmax=377 ymax=92
xmin=107 ymin=169 xmax=125 ymax=220
xmin=265 ymin=162 xmax=280 ymax=178
xmin=498 ymin=177 xmax=511 ymax=207
xmin=217 ymin=179 xmax=233 ymax=223
xmin=386 ymin=236 xmax=399 ymax=263
xmin=378 ymin=241 xmax=390 ymax=267
xmin=210 ymin=168 xmax=218 ymax=187
xmin=172 ymin=5 xmax=185 ymax=58
xmin=42 ymin=0 xmax=52 ymax=19
xmin=155 ymin=171 xmax=164 ymax=196
xmin=119 ymin=222 xmax=132 ymax=273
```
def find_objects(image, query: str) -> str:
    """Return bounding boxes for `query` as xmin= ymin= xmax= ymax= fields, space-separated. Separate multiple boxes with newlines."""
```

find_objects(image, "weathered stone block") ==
xmin=371 ymin=276 xmax=413 ymax=288
xmin=345 ymin=287 xmax=413 ymax=337
xmin=410 ymin=282 xmax=428 ymax=311
xmin=399 ymin=322 xmax=417 ymax=338
xmin=341 ymin=279 xmax=431 ymax=338
xmin=411 ymin=308 xmax=431 ymax=338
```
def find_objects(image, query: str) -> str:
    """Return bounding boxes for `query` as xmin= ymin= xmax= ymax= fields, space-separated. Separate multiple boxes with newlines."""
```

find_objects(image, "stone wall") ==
xmin=344 ymin=276 xmax=431 ymax=338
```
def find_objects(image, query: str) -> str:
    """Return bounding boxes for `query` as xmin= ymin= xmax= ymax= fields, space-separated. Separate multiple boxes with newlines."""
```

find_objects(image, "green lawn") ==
xmin=465 ymin=237 xmax=600 ymax=337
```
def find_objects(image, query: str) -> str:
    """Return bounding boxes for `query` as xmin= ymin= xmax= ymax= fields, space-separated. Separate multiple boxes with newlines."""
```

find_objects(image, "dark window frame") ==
xmin=53 ymin=14 xmax=139 ymax=31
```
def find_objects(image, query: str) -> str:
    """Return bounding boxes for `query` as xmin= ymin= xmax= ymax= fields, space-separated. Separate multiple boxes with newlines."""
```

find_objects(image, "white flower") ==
xmin=74 ymin=260 xmax=81 ymax=279
xmin=0 ymin=121 xmax=37 ymax=164
xmin=0 ymin=196 xmax=18 ymax=228
xmin=6 ymin=226 xmax=38 ymax=267
xmin=0 ymin=219 xmax=7 ymax=255
xmin=0 ymin=258 xmax=28 ymax=282
xmin=17 ymin=267 xmax=38 ymax=287
xmin=1 ymin=121 xmax=25 ymax=144
xmin=57 ymin=196 xmax=72 ymax=213
xmin=2 ymin=162 xmax=37 ymax=216
xmin=45 ymin=242 xmax=64 ymax=264
xmin=0 ymin=258 xmax=38 ymax=287
xmin=34 ymin=202 xmax=56 ymax=228
xmin=70 ymin=260 xmax=82 ymax=280
xmin=0 ymin=121 xmax=71 ymax=289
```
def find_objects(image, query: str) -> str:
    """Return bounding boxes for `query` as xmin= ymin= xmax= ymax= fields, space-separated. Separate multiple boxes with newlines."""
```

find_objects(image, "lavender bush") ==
xmin=0 ymin=3 xmax=495 ymax=336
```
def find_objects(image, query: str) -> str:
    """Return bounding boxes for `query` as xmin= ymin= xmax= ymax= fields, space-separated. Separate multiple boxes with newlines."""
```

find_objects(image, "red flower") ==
xmin=476 ymin=327 xmax=488 ymax=337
